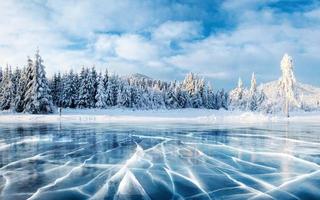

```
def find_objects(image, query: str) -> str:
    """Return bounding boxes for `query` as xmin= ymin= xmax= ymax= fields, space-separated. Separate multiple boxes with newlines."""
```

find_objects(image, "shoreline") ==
xmin=0 ymin=108 xmax=319 ymax=124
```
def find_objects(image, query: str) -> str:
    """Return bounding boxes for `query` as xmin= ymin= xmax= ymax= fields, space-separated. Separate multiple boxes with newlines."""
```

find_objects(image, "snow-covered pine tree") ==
xmin=0 ymin=68 xmax=2 ymax=100
xmin=238 ymin=77 xmax=244 ymax=98
xmin=165 ymin=82 xmax=178 ymax=109
xmin=144 ymin=86 xmax=154 ymax=109
xmin=250 ymin=72 xmax=257 ymax=94
xmin=50 ymin=72 xmax=62 ymax=107
xmin=0 ymin=67 xmax=2 ymax=83
xmin=59 ymin=73 xmax=67 ymax=107
xmin=182 ymin=73 xmax=205 ymax=108
xmin=0 ymin=65 xmax=13 ymax=110
xmin=131 ymin=85 xmax=144 ymax=109
xmin=106 ymin=75 xmax=119 ymax=107
xmin=222 ymin=90 xmax=228 ymax=110
xmin=24 ymin=50 xmax=53 ymax=114
xmin=215 ymin=89 xmax=222 ymax=109
xmin=183 ymin=72 xmax=196 ymax=95
xmin=117 ymin=79 xmax=131 ymax=108
xmin=191 ymin=88 xmax=203 ymax=108
xmin=89 ymin=67 xmax=98 ymax=107
xmin=279 ymin=54 xmax=299 ymax=117
xmin=70 ymin=71 xmax=80 ymax=108
xmin=95 ymin=74 xmax=107 ymax=108
xmin=218 ymin=89 xmax=228 ymax=110
xmin=151 ymin=82 xmax=165 ymax=109
xmin=143 ymin=87 xmax=153 ymax=109
xmin=247 ymin=72 xmax=258 ymax=111
xmin=61 ymin=72 xmax=74 ymax=108
xmin=78 ymin=67 xmax=91 ymax=108
xmin=204 ymin=84 xmax=216 ymax=109
xmin=103 ymin=69 xmax=109 ymax=90
xmin=174 ymin=83 xmax=187 ymax=108
xmin=60 ymin=70 xmax=80 ymax=108
xmin=197 ymin=78 xmax=206 ymax=106
xmin=14 ymin=67 xmax=28 ymax=112
xmin=11 ymin=67 xmax=22 ymax=108
xmin=229 ymin=77 xmax=247 ymax=110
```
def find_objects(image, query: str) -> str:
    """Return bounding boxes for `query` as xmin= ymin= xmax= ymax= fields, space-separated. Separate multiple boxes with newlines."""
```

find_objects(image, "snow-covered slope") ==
xmin=230 ymin=54 xmax=320 ymax=113
xmin=127 ymin=73 xmax=153 ymax=80
xmin=259 ymin=80 xmax=320 ymax=111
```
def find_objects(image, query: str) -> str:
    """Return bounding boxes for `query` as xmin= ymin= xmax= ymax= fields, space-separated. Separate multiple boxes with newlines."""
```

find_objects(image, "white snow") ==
xmin=0 ymin=108 xmax=319 ymax=124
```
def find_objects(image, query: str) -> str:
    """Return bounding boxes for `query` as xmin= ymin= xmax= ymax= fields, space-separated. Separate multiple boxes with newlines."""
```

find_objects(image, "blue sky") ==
xmin=0 ymin=0 xmax=319 ymax=89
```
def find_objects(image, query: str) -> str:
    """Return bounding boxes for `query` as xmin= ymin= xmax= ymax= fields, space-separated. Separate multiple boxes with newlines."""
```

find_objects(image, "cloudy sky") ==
xmin=0 ymin=0 xmax=319 ymax=89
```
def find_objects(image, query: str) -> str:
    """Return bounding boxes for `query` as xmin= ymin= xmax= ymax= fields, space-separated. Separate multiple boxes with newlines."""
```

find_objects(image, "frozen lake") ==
xmin=0 ymin=122 xmax=319 ymax=200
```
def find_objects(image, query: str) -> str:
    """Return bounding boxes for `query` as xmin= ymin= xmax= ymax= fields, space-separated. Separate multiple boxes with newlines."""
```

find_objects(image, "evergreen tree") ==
xmin=182 ymin=73 xmax=206 ymax=108
xmin=204 ymin=85 xmax=216 ymax=109
xmin=61 ymin=71 xmax=78 ymax=108
xmin=131 ymin=86 xmax=143 ymax=109
xmin=78 ymin=67 xmax=91 ymax=108
xmin=50 ymin=72 xmax=62 ymax=107
xmin=165 ymin=82 xmax=178 ymax=109
xmin=0 ymin=67 xmax=2 ymax=83
xmin=70 ymin=71 xmax=80 ymax=108
xmin=0 ymin=66 xmax=13 ymax=110
xmin=106 ymin=75 xmax=119 ymax=106
xmin=95 ymin=74 xmax=107 ymax=108
xmin=174 ymin=83 xmax=188 ymax=108
xmin=250 ymin=72 xmax=257 ymax=94
xmin=14 ymin=67 xmax=28 ymax=112
xmin=11 ymin=67 xmax=22 ymax=108
xmin=183 ymin=73 xmax=196 ymax=95
xmin=151 ymin=83 xmax=165 ymax=109
xmin=247 ymin=72 xmax=262 ymax=111
xmin=221 ymin=89 xmax=228 ymax=110
xmin=24 ymin=50 xmax=53 ymax=114
xmin=229 ymin=77 xmax=247 ymax=110
xmin=89 ymin=67 xmax=98 ymax=107
xmin=117 ymin=80 xmax=131 ymax=108
xmin=191 ymin=88 xmax=203 ymax=108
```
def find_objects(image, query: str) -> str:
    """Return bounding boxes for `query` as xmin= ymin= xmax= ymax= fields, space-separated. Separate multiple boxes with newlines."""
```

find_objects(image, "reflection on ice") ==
xmin=0 ymin=122 xmax=319 ymax=200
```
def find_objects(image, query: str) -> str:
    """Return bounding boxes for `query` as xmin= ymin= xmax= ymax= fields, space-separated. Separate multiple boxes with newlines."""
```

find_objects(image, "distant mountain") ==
xmin=128 ymin=73 xmax=153 ymax=80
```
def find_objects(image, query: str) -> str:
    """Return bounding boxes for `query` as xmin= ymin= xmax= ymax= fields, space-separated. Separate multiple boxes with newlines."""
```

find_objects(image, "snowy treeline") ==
xmin=49 ymin=68 xmax=228 ymax=110
xmin=228 ymin=73 xmax=266 ymax=112
xmin=1 ymin=51 xmax=319 ymax=114
xmin=0 ymin=51 xmax=228 ymax=113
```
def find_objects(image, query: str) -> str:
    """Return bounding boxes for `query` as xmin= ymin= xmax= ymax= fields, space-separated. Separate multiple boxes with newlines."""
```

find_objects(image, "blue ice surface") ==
xmin=0 ymin=122 xmax=319 ymax=200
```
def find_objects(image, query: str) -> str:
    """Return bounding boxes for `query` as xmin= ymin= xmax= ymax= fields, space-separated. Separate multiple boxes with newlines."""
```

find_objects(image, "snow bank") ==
xmin=0 ymin=108 xmax=320 ymax=124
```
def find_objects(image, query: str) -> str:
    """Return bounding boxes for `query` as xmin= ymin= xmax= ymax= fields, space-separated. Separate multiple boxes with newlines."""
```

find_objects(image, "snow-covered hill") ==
xmin=127 ymin=73 xmax=153 ymax=80
xmin=259 ymin=80 xmax=320 ymax=111
xmin=230 ymin=54 xmax=320 ymax=113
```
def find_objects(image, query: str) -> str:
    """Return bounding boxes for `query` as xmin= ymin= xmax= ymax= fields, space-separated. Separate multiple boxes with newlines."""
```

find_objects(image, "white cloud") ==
xmin=165 ymin=20 xmax=320 ymax=85
xmin=0 ymin=0 xmax=319 ymax=89
xmin=94 ymin=35 xmax=118 ymax=57
xmin=114 ymin=35 xmax=158 ymax=61
xmin=153 ymin=21 xmax=202 ymax=41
